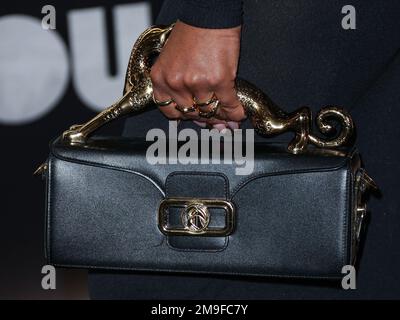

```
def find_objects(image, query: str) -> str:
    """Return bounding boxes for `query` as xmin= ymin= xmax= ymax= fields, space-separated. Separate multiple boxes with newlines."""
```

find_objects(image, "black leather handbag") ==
xmin=36 ymin=24 xmax=376 ymax=279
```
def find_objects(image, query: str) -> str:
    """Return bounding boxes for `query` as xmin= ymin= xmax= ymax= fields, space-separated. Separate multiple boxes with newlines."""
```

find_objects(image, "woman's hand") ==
xmin=150 ymin=20 xmax=245 ymax=130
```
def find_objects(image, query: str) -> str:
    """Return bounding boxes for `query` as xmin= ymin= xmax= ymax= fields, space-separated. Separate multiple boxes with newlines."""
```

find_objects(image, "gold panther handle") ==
xmin=61 ymin=24 xmax=354 ymax=154
xmin=61 ymin=25 xmax=173 ymax=145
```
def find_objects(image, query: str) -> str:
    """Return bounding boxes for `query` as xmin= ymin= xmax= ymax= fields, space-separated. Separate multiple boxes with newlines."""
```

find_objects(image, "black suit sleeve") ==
xmin=156 ymin=0 xmax=243 ymax=28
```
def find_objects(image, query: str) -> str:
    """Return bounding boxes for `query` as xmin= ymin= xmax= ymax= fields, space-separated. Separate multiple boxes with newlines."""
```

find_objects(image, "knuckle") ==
xmin=166 ymin=73 xmax=184 ymax=90
xmin=207 ymin=73 xmax=225 ymax=87
xmin=228 ymin=70 xmax=237 ymax=81
xmin=150 ymin=67 xmax=164 ymax=85
xmin=183 ymin=74 xmax=206 ymax=87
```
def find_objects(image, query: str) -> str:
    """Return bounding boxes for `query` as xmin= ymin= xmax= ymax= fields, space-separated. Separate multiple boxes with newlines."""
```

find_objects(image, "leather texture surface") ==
xmin=46 ymin=137 xmax=355 ymax=278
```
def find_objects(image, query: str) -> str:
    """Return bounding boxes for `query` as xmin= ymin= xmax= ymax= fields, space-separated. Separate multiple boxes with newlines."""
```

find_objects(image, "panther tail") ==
xmin=309 ymin=107 xmax=354 ymax=148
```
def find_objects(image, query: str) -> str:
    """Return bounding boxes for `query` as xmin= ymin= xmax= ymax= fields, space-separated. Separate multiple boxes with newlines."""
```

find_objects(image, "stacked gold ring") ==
xmin=152 ymin=93 xmax=174 ymax=107
xmin=175 ymin=104 xmax=197 ymax=113
xmin=193 ymin=94 xmax=218 ymax=107
xmin=194 ymin=94 xmax=220 ymax=118
xmin=198 ymin=100 xmax=220 ymax=119
xmin=153 ymin=92 xmax=221 ymax=117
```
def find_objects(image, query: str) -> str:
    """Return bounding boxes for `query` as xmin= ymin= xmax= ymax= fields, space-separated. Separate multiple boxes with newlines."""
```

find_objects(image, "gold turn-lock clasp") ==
xmin=158 ymin=199 xmax=235 ymax=236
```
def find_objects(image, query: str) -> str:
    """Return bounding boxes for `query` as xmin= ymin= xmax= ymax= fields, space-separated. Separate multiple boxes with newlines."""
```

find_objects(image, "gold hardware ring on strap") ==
xmin=152 ymin=93 xmax=174 ymax=107
xmin=198 ymin=100 xmax=220 ymax=119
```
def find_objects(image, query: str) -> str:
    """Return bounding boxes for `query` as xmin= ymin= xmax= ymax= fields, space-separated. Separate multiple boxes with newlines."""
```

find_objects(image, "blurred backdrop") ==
xmin=0 ymin=0 xmax=162 ymax=299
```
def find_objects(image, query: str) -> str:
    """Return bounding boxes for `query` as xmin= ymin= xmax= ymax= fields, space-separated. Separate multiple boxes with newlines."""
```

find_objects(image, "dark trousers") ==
xmin=89 ymin=0 xmax=400 ymax=299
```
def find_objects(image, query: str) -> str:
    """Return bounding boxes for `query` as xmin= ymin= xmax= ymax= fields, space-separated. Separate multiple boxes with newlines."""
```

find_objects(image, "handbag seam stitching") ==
xmin=50 ymin=151 xmax=166 ymax=197
xmin=342 ymin=166 xmax=350 ymax=267
xmin=49 ymin=262 xmax=343 ymax=279
xmin=47 ymin=156 xmax=52 ymax=263
xmin=52 ymin=145 xmax=352 ymax=171
xmin=51 ymin=148 xmax=350 ymax=197
xmin=342 ymin=168 xmax=353 ymax=267
xmin=165 ymin=172 xmax=229 ymax=252
xmin=231 ymin=163 xmax=349 ymax=199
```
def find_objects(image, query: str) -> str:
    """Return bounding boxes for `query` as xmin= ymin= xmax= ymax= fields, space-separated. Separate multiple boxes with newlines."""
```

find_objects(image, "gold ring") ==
xmin=198 ymin=100 xmax=220 ymax=119
xmin=194 ymin=93 xmax=217 ymax=107
xmin=175 ymin=104 xmax=198 ymax=114
xmin=152 ymin=93 xmax=174 ymax=107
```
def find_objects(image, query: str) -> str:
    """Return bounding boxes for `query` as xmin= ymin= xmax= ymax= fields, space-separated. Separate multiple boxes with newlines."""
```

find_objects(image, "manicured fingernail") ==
xmin=193 ymin=120 xmax=207 ymax=128
xmin=227 ymin=121 xmax=240 ymax=130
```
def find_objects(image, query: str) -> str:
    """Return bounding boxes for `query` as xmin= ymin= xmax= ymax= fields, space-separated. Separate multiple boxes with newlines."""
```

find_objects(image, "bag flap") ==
xmin=50 ymin=135 xmax=354 ymax=197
